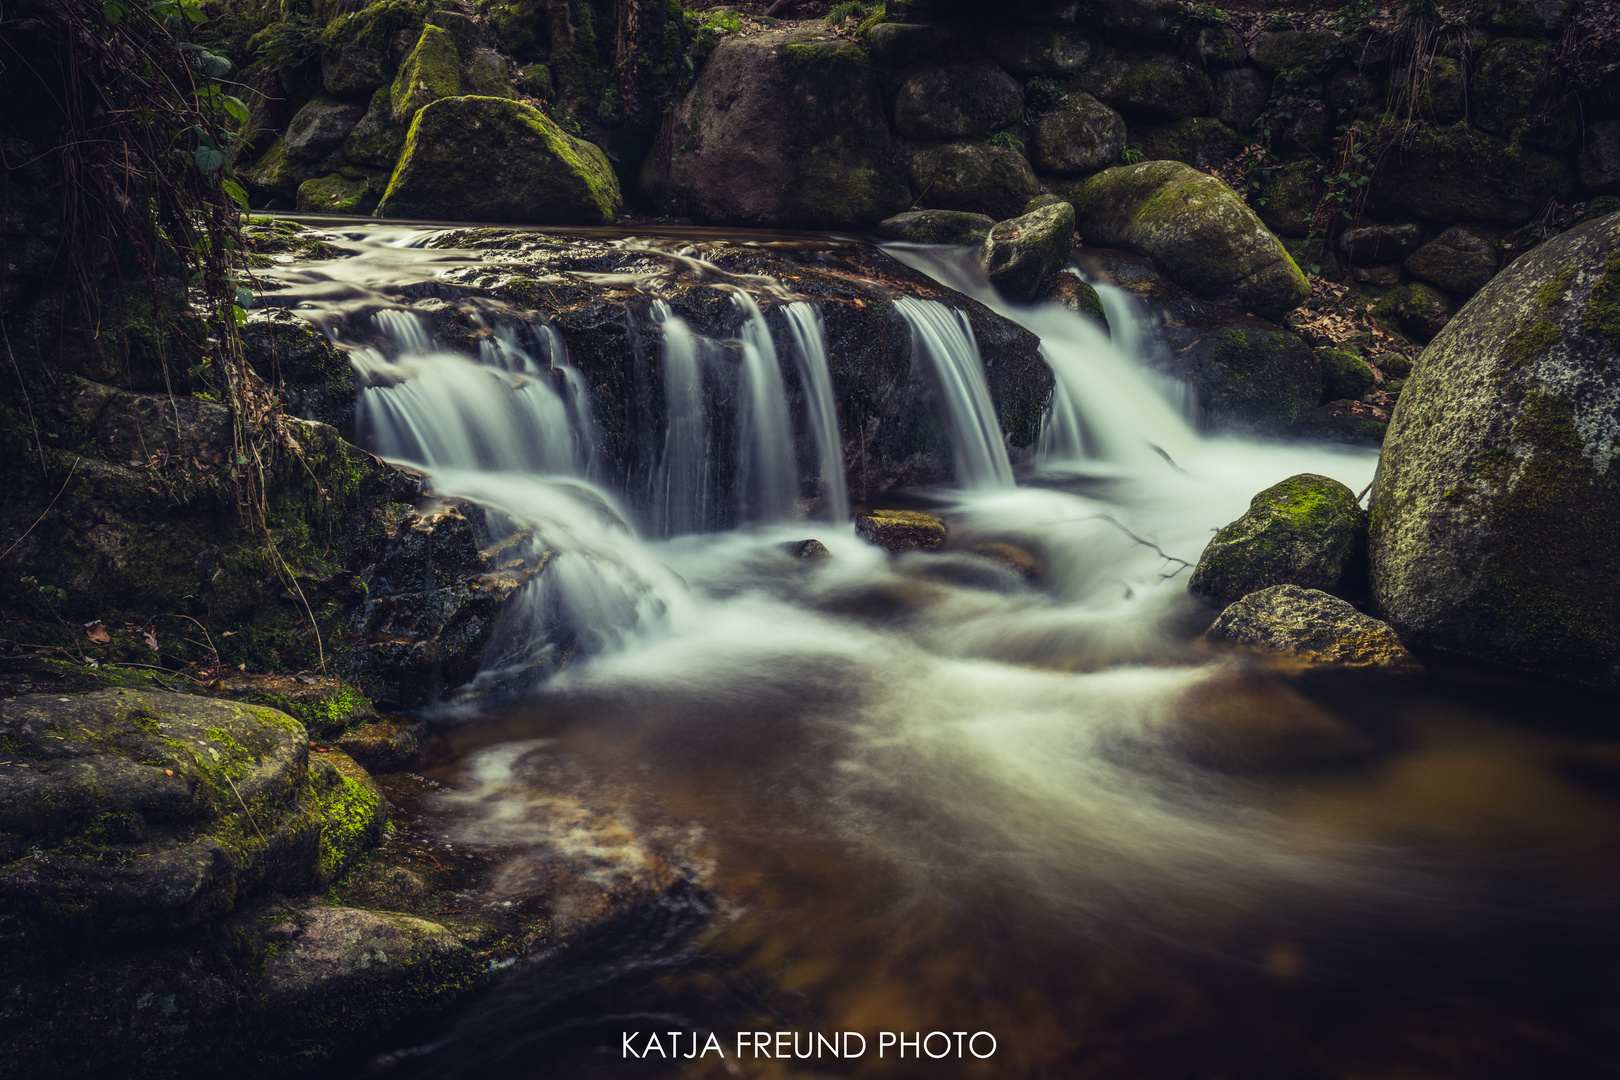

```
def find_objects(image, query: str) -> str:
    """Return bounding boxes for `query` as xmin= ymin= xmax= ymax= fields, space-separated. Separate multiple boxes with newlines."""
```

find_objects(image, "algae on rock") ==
xmin=1189 ymin=473 xmax=1366 ymax=607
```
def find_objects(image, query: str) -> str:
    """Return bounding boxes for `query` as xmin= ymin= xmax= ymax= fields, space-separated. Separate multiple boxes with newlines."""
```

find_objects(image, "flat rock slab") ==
xmin=1205 ymin=584 xmax=1418 ymax=671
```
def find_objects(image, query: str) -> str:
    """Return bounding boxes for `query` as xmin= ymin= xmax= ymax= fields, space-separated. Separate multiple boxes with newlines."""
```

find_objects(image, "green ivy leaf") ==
xmin=194 ymin=145 xmax=225 ymax=172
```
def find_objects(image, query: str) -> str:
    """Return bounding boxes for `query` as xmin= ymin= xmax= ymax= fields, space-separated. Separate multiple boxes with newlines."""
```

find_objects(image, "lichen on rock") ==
xmin=1204 ymin=584 xmax=1418 ymax=671
xmin=1189 ymin=473 xmax=1365 ymax=607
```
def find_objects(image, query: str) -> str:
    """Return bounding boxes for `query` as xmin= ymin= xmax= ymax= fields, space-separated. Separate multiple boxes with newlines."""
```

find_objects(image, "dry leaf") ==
xmin=237 ymin=663 xmax=246 ymax=671
xmin=85 ymin=621 xmax=111 ymax=645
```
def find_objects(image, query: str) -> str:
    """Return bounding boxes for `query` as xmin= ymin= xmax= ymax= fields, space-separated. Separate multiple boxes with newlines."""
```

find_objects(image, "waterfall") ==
xmin=783 ymin=301 xmax=849 ymax=523
xmin=733 ymin=292 xmax=799 ymax=524
xmin=652 ymin=300 xmax=712 ymax=537
xmin=893 ymin=296 xmax=1015 ymax=489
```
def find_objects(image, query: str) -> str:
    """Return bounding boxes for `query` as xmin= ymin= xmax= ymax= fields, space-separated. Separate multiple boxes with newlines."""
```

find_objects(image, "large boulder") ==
xmin=1368 ymin=211 xmax=1620 ymax=688
xmin=641 ymin=28 xmax=912 ymax=228
xmin=1076 ymin=51 xmax=1215 ymax=121
xmin=1205 ymin=585 xmax=1418 ymax=671
xmin=978 ymin=202 xmax=1077 ymax=302
xmin=984 ymin=25 xmax=1098 ymax=75
xmin=1189 ymin=473 xmax=1365 ymax=606
xmin=1030 ymin=92 xmax=1126 ymax=175
xmin=1132 ymin=117 xmax=1244 ymax=171
xmin=321 ymin=0 xmax=425 ymax=96
xmin=1403 ymin=224 xmax=1500 ymax=298
xmin=1368 ymin=123 xmax=1572 ymax=224
xmin=0 ymin=690 xmax=383 ymax=948
xmin=1071 ymin=160 xmax=1310 ymax=318
xmin=283 ymin=96 xmax=366 ymax=162
xmin=909 ymin=141 xmax=1041 ymax=221
xmin=376 ymin=95 xmax=622 ymax=224
xmin=1471 ymin=37 xmax=1575 ymax=151
xmin=895 ymin=62 xmax=1024 ymax=140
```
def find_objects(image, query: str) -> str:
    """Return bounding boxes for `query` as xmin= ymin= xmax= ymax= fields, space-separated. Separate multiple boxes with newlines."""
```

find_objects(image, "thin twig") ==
xmin=1357 ymin=479 xmax=1374 ymax=504
xmin=225 ymin=774 xmax=266 ymax=841
xmin=0 ymin=457 xmax=80 ymax=563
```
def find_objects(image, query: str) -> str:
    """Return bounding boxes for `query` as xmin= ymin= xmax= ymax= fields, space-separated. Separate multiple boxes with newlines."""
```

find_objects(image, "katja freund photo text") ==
xmin=621 ymin=1030 xmax=999 ymax=1060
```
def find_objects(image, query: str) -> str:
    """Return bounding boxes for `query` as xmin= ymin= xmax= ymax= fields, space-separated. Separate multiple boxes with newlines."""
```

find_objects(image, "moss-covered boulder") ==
xmin=895 ymin=62 xmax=1024 ymax=140
xmin=321 ymin=0 xmax=428 ymax=96
xmin=978 ymin=201 xmax=1077 ymax=302
xmin=1189 ymin=474 xmax=1365 ymax=607
xmin=1255 ymin=157 xmax=1322 ymax=238
xmin=390 ymin=22 xmax=464 ymax=125
xmin=1192 ymin=324 xmax=1323 ymax=430
xmin=0 ymin=690 xmax=383 ymax=951
xmin=1031 ymin=91 xmax=1126 ymax=175
xmin=1132 ymin=117 xmax=1243 ymax=171
xmin=1368 ymin=123 xmax=1573 ymax=224
xmin=909 ymin=141 xmax=1041 ymax=221
xmin=243 ymin=138 xmax=318 ymax=201
xmin=1318 ymin=346 xmax=1377 ymax=402
xmin=296 ymin=173 xmax=378 ymax=215
xmin=1076 ymin=50 xmax=1215 ymax=121
xmin=376 ymin=96 xmax=622 ymax=224
xmin=1072 ymin=160 xmax=1310 ymax=318
xmin=1404 ymin=224 xmax=1500 ymax=297
xmin=1247 ymin=30 xmax=1338 ymax=72
xmin=641 ymin=27 xmax=912 ymax=228
xmin=1205 ymin=584 xmax=1417 ymax=671
xmin=1368 ymin=210 xmax=1620 ymax=688
xmin=242 ymin=308 xmax=360 ymax=430
xmin=1390 ymin=281 xmax=1456 ymax=343
xmin=341 ymin=87 xmax=407 ymax=169
xmin=876 ymin=210 xmax=995 ymax=245
xmin=1213 ymin=67 xmax=1271 ymax=131
xmin=985 ymin=24 xmax=1098 ymax=75
xmin=1035 ymin=271 xmax=1107 ymax=328
xmin=1581 ymin=120 xmax=1620 ymax=193
xmin=283 ymin=96 xmax=367 ymax=163
xmin=1472 ymin=37 xmax=1576 ymax=151
xmin=855 ymin=510 xmax=947 ymax=553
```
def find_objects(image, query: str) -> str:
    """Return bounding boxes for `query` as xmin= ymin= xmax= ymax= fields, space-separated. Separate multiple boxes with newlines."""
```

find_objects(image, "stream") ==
xmin=261 ymin=222 xmax=1620 ymax=1079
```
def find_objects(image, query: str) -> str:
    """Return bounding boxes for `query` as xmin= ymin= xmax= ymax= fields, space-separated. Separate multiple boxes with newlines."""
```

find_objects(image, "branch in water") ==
xmin=1041 ymin=513 xmax=1194 ymax=578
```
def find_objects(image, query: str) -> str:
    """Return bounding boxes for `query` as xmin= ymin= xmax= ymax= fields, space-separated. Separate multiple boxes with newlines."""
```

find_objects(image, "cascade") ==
xmin=782 ymin=301 xmax=850 ymax=523
xmin=732 ymin=291 xmax=799 ymax=524
xmin=893 ymin=296 xmax=1015 ymax=489
xmin=651 ymin=300 xmax=713 ymax=538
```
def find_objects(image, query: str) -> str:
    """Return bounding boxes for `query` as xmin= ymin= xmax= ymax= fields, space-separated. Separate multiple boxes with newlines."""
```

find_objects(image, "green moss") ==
xmin=322 ymin=1 xmax=429 ymax=68
xmin=297 ymin=173 xmax=377 ymax=214
xmin=1580 ymin=249 xmax=1620 ymax=353
xmin=1535 ymin=264 xmax=1577 ymax=310
xmin=308 ymin=756 xmax=386 ymax=884
xmin=1502 ymin=317 xmax=1561 ymax=367
xmin=390 ymin=23 xmax=463 ymax=124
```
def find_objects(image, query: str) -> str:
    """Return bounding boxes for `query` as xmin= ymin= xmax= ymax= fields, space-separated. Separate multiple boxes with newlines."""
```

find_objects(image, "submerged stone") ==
xmin=1189 ymin=473 xmax=1365 ymax=607
xmin=1204 ymin=584 xmax=1418 ymax=671
xmin=377 ymin=95 xmax=622 ymax=224
xmin=855 ymin=510 xmax=948 ymax=553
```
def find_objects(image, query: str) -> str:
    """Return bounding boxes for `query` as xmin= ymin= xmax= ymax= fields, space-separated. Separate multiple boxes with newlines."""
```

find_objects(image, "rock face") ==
xmin=1369 ymin=211 xmax=1620 ymax=688
xmin=1190 ymin=473 xmax=1365 ymax=607
xmin=1369 ymin=124 xmax=1572 ymax=223
xmin=855 ymin=510 xmax=948 ymax=553
xmin=1076 ymin=50 xmax=1214 ymax=120
xmin=876 ymin=210 xmax=995 ymax=245
xmin=0 ymin=690 xmax=383 ymax=951
xmin=1030 ymin=91 xmax=1126 ymax=174
xmin=1205 ymin=585 xmax=1418 ymax=671
xmin=641 ymin=28 xmax=912 ymax=228
xmin=978 ymin=202 xmax=1077 ymax=302
xmin=377 ymin=95 xmax=622 ymax=224
xmin=895 ymin=62 xmax=1024 ymax=139
xmin=1071 ymin=160 xmax=1310 ymax=319
xmin=909 ymin=141 xmax=1041 ymax=221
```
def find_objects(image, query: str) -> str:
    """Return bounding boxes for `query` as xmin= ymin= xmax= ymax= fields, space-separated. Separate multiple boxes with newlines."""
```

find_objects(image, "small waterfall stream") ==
xmin=893 ymin=296 xmax=1015 ymax=489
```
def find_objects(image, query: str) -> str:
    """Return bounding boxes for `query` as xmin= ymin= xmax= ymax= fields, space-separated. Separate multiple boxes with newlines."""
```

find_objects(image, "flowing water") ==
xmin=259 ymin=224 xmax=1620 ymax=1079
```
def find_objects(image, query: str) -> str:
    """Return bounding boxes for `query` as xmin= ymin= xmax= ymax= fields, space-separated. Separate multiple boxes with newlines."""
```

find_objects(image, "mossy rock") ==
xmin=341 ymin=86 xmax=407 ymax=169
xmin=1193 ymin=323 xmax=1323 ymax=431
xmin=1189 ymin=474 xmax=1366 ymax=607
xmin=244 ymin=138 xmax=318 ymax=200
xmin=909 ymin=141 xmax=1041 ymax=222
xmin=1407 ymin=54 xmax=1465 ymax=123
xmin=978 ymin=201 xmax=1077 ymax=303
xmin=1471 ymin=37 xmax=1576 ymax=151
xmin=1255 ymin=158 xmax=1322 ymax=239
xmin=1035 ymin=271 xmax=1108 ymax=329
xmin=1247 ymin=29 xmax=1337 ymax=72
xmin=1205 ymin=584 xmax=1417 ymax=671
xmin=854 ymin=510 xmax=947 ymax=553
xmin=1404 ymin=224 xmax=1500 ymax=298
xmin=390 ymin=22 xmax=464 ymax=125
xmin=242 ymin=308 xmax=360 ymax=429
xmin=1213 ymin=66 xmax=1271 ymax=131
xmin=0 ymin=690 xmax=384 ymax=954
xmin=1391 ymin=281 xmax=1456 ymax=344
xmin=1072 ymin=160 xmax=1309 ymax=318
xmin=1030 ymin=91 xmax=1126 ymax=176
xmin=321 ymin=0 xmax=429 ymax=96
xmin=218 ymin=674 xmax=376 ymax=741
xmin=984 ymin=24 xmax=1098 ymax=75
xmin=377 ymin=95 xmax=623 ymax=224
xmin=1131 ymin=117 xmax=1243 ymax=173
xmin=894 ymin=61 xmax=1024 ymax=140
xmin=875 ymin=210 xmax=995 ymax=245
xmin=1318 ymin=346 xmax=1376 ymax=402
xmin=296 ymin=173 xmax=378 ymax=215
xmin=1076 ymin=49 xmax=1215 ymax=122
xmin=1368 ymin=122 xmax=1572 ymax=224
xmin=1368 ymin=210 xmax=1620 ymax=688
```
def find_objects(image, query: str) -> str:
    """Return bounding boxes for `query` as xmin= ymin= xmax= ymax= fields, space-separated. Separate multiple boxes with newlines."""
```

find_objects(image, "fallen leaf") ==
xmin=85 ymin=621 xmax=111 ymax=645
xmin=309 ymin=742 xmax=331 ymax=753
xmin=221 ymin=631 xmax=235 ymax=637
xmin=237 ymin=663 xmax=246 ymax=671
xmin=165 ymin=769 xmax=174 ymax=776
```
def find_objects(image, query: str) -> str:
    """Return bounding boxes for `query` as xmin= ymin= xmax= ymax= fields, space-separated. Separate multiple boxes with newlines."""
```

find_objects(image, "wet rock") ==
xmin=214 ymin=673 xmax=376 ymax=742
xmin=242 ymin=308 xmax=358 ymax=430
xmin=1578 ymin=119 xmax=1620 ymax=193
xmin=1171 ymin=669 xmax=1386 ymax=773
xmin=1189 ymin=473 xmax=1365 ymax=607
xmin=968 ymin=540 xmax=1041 ymax=580
xmin=985 ymin=25 xmax=1098 ymax=75
xmin=642 ymin=28 xmax=912 ymax=228
xmin=296 ymin=173 xmax=377 ymax=215
xmin=1213 ymin=66 xmax=1271 ymax=131
xmin=0 ymin=690 xmax=384 ymax=950
xmin=1291 ymin=398 xmax=1389 ymax=445
xmin=1404 ymin=224 xmax=1500 ymax=298
xmin=1034 ymin=271 xmax=1107 ymax=328
xmin=855 ymin=510 xmax=948 ymax=553
xmin=283 ymin=96 xmax=366 ymax=162
xmin=1368 ymin=210 xmax=1620 ymax=688
xmin=1341 ymin=221 xmax=1426 ymax=264
xmin=1248 ymin=30 xmax=1338 ymax=72
xmin=334 ymin=717 xmax=423 ymax=774
xmin=1071 ymin=160 xmax=1310 ymax=319
xmin=1368 ymin=123 xmax=1572 ymax=224
xmin=876 ymin=210 xmax=995 ymax=245
xmin=895 ymin=62 xmax=1024 ymax=140
xmin=1204 ymin=584 xmax=1418 ymax=671
xmin=978 ymin=201 xmax=1077 ymax=303
xmin=783 ymin=538 xmax=832 ymax=560
xmin=376 ymin=96 xmax=622 ymax=225
xmin=1030 ymin=91 xmax=1126 ymax=175
xmin=1076 ymin=50 xmax=1215 ymax=121
xmin=909 ymin=141 xmax=1040 ymax=221
xmin=243 ymin=138 xmax=318 ymax=200
xmin=1133 ymin=117 xmax=1244 ymax=171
